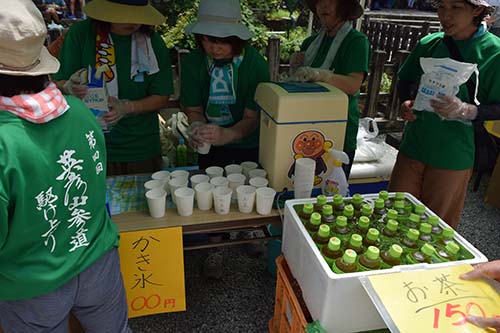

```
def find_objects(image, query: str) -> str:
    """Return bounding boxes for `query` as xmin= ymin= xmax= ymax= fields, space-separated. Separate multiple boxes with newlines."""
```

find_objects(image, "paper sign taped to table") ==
xmin=119 ymin=227 xmax=186 ymax=318
xmin=360 ymin=264 xmax=500 ymax=333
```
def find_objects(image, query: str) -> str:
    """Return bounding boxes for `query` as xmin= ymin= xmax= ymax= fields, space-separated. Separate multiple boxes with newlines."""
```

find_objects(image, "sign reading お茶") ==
xmin=118 ymin=227 xmax=185 ymax=318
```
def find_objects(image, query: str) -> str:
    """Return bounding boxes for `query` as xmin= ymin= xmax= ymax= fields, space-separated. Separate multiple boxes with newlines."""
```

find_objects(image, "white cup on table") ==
xmin=210 ymin=176 xmax=229 ymax=188
xmin=225 ymin=164 xmax=243 ymax=176
xmin=241 ymin=161 xmax=258 ymax=178
xmin=174 ymin=187 xmax=195 ymax=216
xmin=168 ymin=177 xmax=189 ymax=205
xmin=248 ymin=168 xmax=267 ymax=179
xmin=256 ymin=187 xmax=276 ymax=215
xmin=249 ymin=176 xmax=269 ymax=188
xmin=190 ymin=174 xmax=210 ymax=190
xmin=213 ymin=186 xmax=233 ymax=215
xmin=195 ymin=182 xmax=215 ymax=211
xmin=205 ymin=166 xmax=224 ymax=179
xmin=144 ymin=179 xmax=164 ymax=191
xmin=227 ymin=173 xmax=246 ymax=201
xmin=145 ymin=187 xmax=167 ymax=218
xmin=237 ymin=185 xmax=256 ymax=214
xmin=171 ymin=169 xmax=190 ymax=180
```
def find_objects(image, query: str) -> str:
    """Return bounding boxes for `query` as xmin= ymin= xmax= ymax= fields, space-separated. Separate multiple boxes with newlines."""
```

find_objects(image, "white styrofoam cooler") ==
xmin=282 ymin=192 xmax=488 ymax=333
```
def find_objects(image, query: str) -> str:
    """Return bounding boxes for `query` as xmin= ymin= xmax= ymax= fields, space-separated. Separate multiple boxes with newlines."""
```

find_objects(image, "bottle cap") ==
xmin=317 ymin=194 xmax=327 ymax=206
xmin=407 ymin=228 xmax=420 ymax=241
xmin=333 ymin=194 xmax=343 ymax=205
xmin=420 ymin=223 xmax=432 ymax=234
xmin=343 ymin=204 xmax=354 ymax=217
xmin=389 ymin=244 xmax=403 ymax=259
xmin=414 ymin=204 xmax=426 ymax=214
xmin=394 ymin=200 xmax=405 ymax=210
xmin=442 ymin=227 xmax=455 ymax=239
xmin=350 ymin=233 xmax=362 ymax=247
xmin=374 ymin=198 xmax=385 ymax=209
xmin=421 ymin=243 xmax=436 ymax=256
xmin=366 ymin=228 xmax=379 ymax=241
xmin=352 ymin=193 xmax=363 ymax=204
xmin=427 ymin=215 xmax=439 ymax=226
xmin=358 ymin=216 xmax=370 ymax=228
xmin=387 ymin=219 xmax=398 ymax=232
xmin=366 ymin=246 xmax=380 ymax=260
xmin=303 ymin=203 xmax=314 ymax=214
xmin=378 ymin=190 xmax=389 ymax=200
xmin=395 ymin=192 xmax=405 ymax=200
xmin=336 ymin=215 xmax=347 ymax=227
xmin=179 ymin=137 xmax=185 ymax=145
xmin=387 ymin=209 xmax=398 ymax=220
xmin=328 ymin=237 xmax=341 ymax=251
xmin=445 ymin=241 xmax=460 ymax=255
xmin=318 ymin=224 xmax=330 ymax=238
xmin=409 ymin=213 xmax=421 ymax=224
xmin=361 ymin=204 xmax=373 ymax=216
xmin=343 ymin=249 xmax=357 ymax=264
xmin=322 ymin=204 xmax=333 ymax=216
xmin=310 ymin=212 xmax=322 ymax=225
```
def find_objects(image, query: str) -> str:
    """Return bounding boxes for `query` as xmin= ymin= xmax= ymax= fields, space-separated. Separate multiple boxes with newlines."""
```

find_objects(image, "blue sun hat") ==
xmin=185 ymin=0 xmax=253 ymax=40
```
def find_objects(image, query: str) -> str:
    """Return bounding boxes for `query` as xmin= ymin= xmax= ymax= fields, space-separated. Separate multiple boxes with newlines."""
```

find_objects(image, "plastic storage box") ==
xmin=281 ymin=193 xmax=488 ymax=333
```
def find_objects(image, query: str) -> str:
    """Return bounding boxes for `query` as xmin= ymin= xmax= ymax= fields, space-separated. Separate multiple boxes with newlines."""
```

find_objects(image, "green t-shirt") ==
xmin=180 ymin=45 xmax=270 ymax=149
xmin=301 ymin=29 xmax=370 ymax=153
xmin=53 ymin=19 xmax=174 ymax=162
xmin=398 ymin=32 xmax=500 ymax=170
xmin=0 ymin=96 xmax=119 ymax=301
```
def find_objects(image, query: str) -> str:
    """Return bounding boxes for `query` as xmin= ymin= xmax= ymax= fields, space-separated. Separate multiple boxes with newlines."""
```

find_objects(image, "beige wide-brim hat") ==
xmin=0 ymin=0 xmax=60 ymax=76
xmin=306 ymin=0 xmax=364 ymax=20
xmin=185 ymin=0 xmax=253 ymax=40
xmin=84 ymin=0 xmax=165 ymax=26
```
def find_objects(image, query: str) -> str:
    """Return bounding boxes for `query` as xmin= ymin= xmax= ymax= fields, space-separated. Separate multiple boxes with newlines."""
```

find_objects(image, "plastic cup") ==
xmin=145 ymin=188 xmax=166 ymax=218
xmin=256 ymin=187 xmax=276 ymax=215
xmin=210 ymin=176 xmax=229 ymax=188
xmin=190 ymin=174 xmax=210 ymax=190
xmin=205 ymin=166 xmax=224 ymax=179
xmin=213 ymin=186 xmax=233 ymax=215
xmin=237 ymin=185 xmax=256 ymax=214
xmin=151 ymin=170 xmax=171 ymax=182
xmin=195 ymin=182 xmax=215 ymax=211
xmin=248 ymin=168 xmax=267 ymax=179
xmin=241 ymin=161 xmax=258 ymax=177
xmin=144 ymin=179 xmax=164 ymax=191
xmin=174 ymin=187 xmax=195 ymax=216
xmin=249 ymin=176 xmax=269 ymax=188
xmin=168 ymin=177 xmax=189 ymax=205
xmin=227 ymin=173 xmax=246 ymax=201
xmin=294 ymin=158 xmax=316 ymax=199
xmin=197 ymin=142 xmax=211 ymax=155
xmin=171 ymin=169 xmax=190 ymax=179
xmin=225 ymin=164 xmax=243 ymax=176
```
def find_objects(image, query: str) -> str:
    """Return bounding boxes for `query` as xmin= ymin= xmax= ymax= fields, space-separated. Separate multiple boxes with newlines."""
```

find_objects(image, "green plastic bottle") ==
xmin=315 ymin=195 xmax=327 ymax=212
xmin=332 ymin=194 xmax=345 ymax=216
xmin=413 ymin=204 xmax=428 ymax=223
xmin=381 ymin=244 xmax=403 ymax=269
xmin=343 ymin=204 xmax=355 ymax=225
xmin=358 ymin=246 xmax=382 ymax=271
xmin=405 ymin=213 xmax=420 ymax=230
xmin=400 ymin=228 xmax=420 ymax=253
xmin=351 ymin=193 xmax=364 ymax=217
xmin=383 ymin=209 xmax=398 ymax=225
xmin=432 ymin=241 xmax=460 ymax=263
xmin=363 ymin=228 xmax=380 ymax=248
xmin=346 ymin=233 xmax=364 ymax=255
xmin=332 ymin=249 xmax=358 ymax=274
xmin=176 ymin=138 xmax=188 ymax=167
xmin=438 ymin=227 xmax=456 ymax=247
xmin=378 ymin=190 xmax=392 ymax=208
xmin=321 ymin=237 xmax=343 ymax=267
xmin=313 ymin=224 xmax=331 ymax=250
xmin=406 ymin=243 xmax=436 ymax=264
xmin=418 ymin=223 xmax=433 ymax=244
xmin=394 ymin=200 xmax=408 ymax=225
xmin=299 ymin=203 xmax=314 ymax=224
xmin=372 ymin=198 xmax=387 ymax=221
xmin=396 ymin=192 xmax=413 ymax=213
xmin=356 ymin=216 xmax=370 ymax=236
xmin=427 ymin=216 xmax=443 ymax=235
xmin=321 ymin=204 xmax=335 ymax=225
xmin=305 ymin=212 xmax=322 ymax=236
xmin=394 ymin=192 xmax=406 ymax=202
xmin=360 ymin=203 xmax=373 ymax=222
xmin=381 ymin=219 xmax=399 ymax=249
xmin=333 ymin=215 xmax=351 ymax=243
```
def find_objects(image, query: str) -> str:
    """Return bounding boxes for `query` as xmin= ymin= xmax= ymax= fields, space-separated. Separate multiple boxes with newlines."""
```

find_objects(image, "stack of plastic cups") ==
xmin=293 ymin=158 xmax=316 ymax=199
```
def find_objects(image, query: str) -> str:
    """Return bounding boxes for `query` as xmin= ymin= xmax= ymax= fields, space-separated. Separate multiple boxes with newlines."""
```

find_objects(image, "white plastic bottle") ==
xmin=322 ymin=149 xmax=350 ymax=197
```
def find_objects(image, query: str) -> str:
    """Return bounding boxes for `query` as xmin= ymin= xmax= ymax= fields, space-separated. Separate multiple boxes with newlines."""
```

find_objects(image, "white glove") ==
xmin=62 ymin=68 xmax=88 ymax=99
xmin=187 ymin=121 xmax=206 ymax=149
xmin=289 ymin=66 xmax=333 ymax=83
xmin=430 ymin=95 xmax=478 ymax=121
xmin=104 ymin=97 xmax=133 ymax=125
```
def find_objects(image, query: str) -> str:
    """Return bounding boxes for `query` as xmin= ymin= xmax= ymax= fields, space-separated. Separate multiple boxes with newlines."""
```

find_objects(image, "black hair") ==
xmin=91 ymin=19 xmax=153 ymax=35
xmin=0 ymin=74 xmax=50 ymax=97
xmin=194 ymin=34 xmax=247 ymax=57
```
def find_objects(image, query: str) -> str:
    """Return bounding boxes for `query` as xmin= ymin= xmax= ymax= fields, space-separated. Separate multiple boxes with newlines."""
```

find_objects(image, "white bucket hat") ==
xmin=185 ymin=0 xmax=253 ymax=40
xmin=0 ymin=0 xmax=60 ymax=76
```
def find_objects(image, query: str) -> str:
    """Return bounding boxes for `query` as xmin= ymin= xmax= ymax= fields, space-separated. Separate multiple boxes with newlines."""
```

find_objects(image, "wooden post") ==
xmin=267 ymin=36 xmax=281 ymax=82
xmin=364 ymin=50 xmax=387 ymax=118
xmin=388 ymin=50 xmax=411 ymax=121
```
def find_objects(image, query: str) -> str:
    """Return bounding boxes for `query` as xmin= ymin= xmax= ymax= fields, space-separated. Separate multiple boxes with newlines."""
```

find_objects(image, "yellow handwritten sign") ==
xmin=365 ymin=264 xmax=500 ymax=333
xmin=118 ymin=227 xmax=186 ymax=318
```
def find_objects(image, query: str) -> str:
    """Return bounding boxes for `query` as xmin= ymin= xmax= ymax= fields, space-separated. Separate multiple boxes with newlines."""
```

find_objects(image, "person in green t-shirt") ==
xmin=53 ymin=0 xmax=174 ymax=175
xmin=0 ymin=1 xmax=128 ymax=331
xmin=181 ymin=0 xmax=270 ymax=169
xmin=389 ymin=0 xmax=500 ymax=229
xmin=289 ymin=0 xmax=370 ymax=179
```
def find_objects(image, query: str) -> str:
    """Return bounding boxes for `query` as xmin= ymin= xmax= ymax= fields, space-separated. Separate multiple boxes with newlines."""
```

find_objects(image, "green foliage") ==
xmin=380 ymin=72 xmax=392 ymax=93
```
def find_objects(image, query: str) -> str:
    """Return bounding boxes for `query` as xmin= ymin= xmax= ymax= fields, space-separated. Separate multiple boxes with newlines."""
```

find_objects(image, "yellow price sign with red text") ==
xmin=364 ymin=264 xmax=500 ymax=333
xmin=118 ymin=227 xmax=185 ymax=318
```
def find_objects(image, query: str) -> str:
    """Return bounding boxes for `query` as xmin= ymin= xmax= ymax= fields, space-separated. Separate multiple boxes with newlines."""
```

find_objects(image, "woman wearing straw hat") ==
xmin=0 ymin=1 xmax=129 ymax=331
xmin=389 ymin=0 xmax=500 ymax=230
xmin=181 ymin=0 xmax=270 ymax=279
xmin=290 ymin=0 xmax=370 ymax=180
xmin=53 ymin=0 xmax=174 ymax=175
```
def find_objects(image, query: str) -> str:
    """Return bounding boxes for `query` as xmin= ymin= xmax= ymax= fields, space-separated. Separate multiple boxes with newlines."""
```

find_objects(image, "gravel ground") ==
xmin=129 ymin=175 xmax=500 ymax=332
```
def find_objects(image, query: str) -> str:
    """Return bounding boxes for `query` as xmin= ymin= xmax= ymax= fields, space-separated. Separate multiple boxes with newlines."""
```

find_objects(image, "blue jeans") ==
xmin=0 ymin=248 xmax=130 ymax=333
